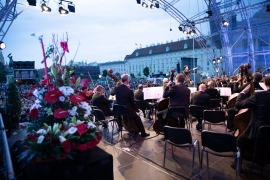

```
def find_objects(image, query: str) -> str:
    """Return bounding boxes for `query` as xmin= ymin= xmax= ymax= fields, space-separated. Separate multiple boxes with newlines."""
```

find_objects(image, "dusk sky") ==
xmin=4 ymin=0 xmax=211 ymax=69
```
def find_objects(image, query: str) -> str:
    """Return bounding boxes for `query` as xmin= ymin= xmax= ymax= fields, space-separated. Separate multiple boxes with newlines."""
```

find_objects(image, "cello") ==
xmin=153 ymin=68 xmax=179 ymax=134
xmin=107 ymin=69 xmax=140 ymax=135
xmin=234 ymin=63 xmax=270 ymax=165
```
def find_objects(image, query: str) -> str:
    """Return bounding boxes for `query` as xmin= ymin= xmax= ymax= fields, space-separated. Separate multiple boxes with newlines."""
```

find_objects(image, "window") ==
xmin=207 ymin=61 xmax=209 ymax=66
xmin=201 ymin=61 xmax=203 ymax=67
xmin=136 ymin=52 xmax=139 ymax=56
xmin=149 ymin=50 xmax=153 ymax=54
xmin=166 ymin=47 xmax=170 ymax=52
xmin=207 ymin=67 xmax=210 ymax=70
xmin=184 ymin=44 xmax=188 ymax=49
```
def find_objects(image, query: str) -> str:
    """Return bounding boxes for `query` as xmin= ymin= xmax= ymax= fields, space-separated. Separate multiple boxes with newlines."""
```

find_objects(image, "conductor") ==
xmin=183 ymin=65 xmax=197 ymax=86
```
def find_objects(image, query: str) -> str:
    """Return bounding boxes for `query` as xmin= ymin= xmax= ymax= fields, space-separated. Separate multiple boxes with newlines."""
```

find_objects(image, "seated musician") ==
xmin=162 ymin=78 xmax=168 ymax=92
xmin=227 ymin=72 xmax=264 ymax=132
xmin=205 ymin=81 xmax=220 ymax=99
xmin=220 ymin=75 xmax=227 ymax=86
xmin=134 ymin=84 xmax=153 ymax=120
xmin=82 ymin=86 xmax=94 ymax=100
xmin=92 ymin=85 xmax=114 ymax=116
xmin=227 ymin=76 xmax=237 ymax=94
xmin=230 ymin=75 xmax=270 ymax=170
xmin=190 ymin=84 xmax=211 ymax=131
xmin=111 ymin=74 xmax=150 ymax=137
xmin=157 ymin=74 xmax=190 ymax=129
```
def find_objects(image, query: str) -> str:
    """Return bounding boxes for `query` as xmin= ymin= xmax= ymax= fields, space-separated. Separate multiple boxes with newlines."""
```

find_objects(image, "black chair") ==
xmin=202 ymin=110 xmax=227 ymax=133
xmin=190 ymin=105 xmax=208 ymax=127
xmin=200 ymin=131 xmax=240 ymax=179
xmin=210 ymin=99 xmax=220 ymax=110
xmin=113 ymin=104 xmax=132 ymax=146
xmin=135 ymin=100 xmax=152 ymax=120
xmin=163 ymin=126 xmax=200 ymax=173
xmin=249 ymin=126 xmax=270 ymax=179
xmin=167 ymin=106 xmax=191 ymax=129
xmin=93 ymin=109 xmax=116 ymax=143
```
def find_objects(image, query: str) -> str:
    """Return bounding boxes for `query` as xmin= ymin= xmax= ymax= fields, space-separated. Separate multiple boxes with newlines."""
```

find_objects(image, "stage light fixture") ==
xmin=0 ymin=41 xmax=6 ymax=50
xmin=217 ymin=58 xmax=220 ymax=63
xmin=220 ymin=56 xmax=223 ymax=59
xmin=142 ymin=2 xmax=148 ymax=8
xmin=183 ymin=29 xmax=188 ymax=34
xmin=223 ymin=20 xmax=229 ymax=27
xmin=178 ymin=26 xmax=183 ymax=31
xmin=150 ymin=4 xmax=156 ymax=9
xmin=136 ymin=0 xmax=141 ymax=4
xmin=189 ymin=30 xmax=194 ymax=36
xmin=206 ymin=10 xmax=212 ymax=16
xmin=41 ymin=3 xmax=51 ymax=13
xmin=59 ymin=6 xmax=69 ymax=15
xmin=68 ymin=3 xmax=75 ymax=13
xmin=155 ymin=2 xmax=159 ymax=8
xmin=27 ymin=0 xmax=36 ymax=6
xmin=213 ymin=59 xmax=216 ymax=64
xmin=267 ymin=6 xmax=270 ymax=12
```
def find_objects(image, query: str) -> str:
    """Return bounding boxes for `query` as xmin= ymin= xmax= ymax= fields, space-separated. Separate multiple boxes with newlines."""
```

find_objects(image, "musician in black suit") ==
xmin=230 ymin=75 xmax=270 ymax=169
xmin=190 ymin=84 xmax=211 ymax=130
xmin=111 ymin=74 xmax=150 ymax=137
xmin=92 ymin=86 xmax=114 ymax=116
xmin=183 ymin=65 xmax=197 ymax=86
xmin=162 ymin=78 xmax=168 ymax=92
xmin=227 ymin=72 xmax=264 ymax=132
xmin=227 ymin=76 xmax=237 ymax=94
xmin=205 ymin=81 xmax=220 ymax=99
xmin=134 ymin=84 xmax=153 ymax=120
xmin=157 ymin=74 xmax=190 ymax=129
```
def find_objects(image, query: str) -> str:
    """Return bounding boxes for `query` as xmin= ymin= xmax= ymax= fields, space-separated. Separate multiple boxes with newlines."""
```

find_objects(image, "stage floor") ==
xmin=97 ymin=114 xmax=270 ymax=180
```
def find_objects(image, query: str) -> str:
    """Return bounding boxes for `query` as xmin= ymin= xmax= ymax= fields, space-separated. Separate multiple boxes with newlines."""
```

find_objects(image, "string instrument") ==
xmin=107 ymin=69 xmax=139 ymax=135
xmin=153 ymin=68 xmax=179 ymax=134
xmin=85 ymin=90 xmax=93 ymax=96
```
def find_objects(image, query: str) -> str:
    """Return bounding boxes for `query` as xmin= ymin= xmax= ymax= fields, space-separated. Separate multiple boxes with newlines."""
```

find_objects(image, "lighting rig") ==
xmin=27 ymin=0 xmax=75 ymax=15
xmin=138 ymin=0 xmax=159 ymax=9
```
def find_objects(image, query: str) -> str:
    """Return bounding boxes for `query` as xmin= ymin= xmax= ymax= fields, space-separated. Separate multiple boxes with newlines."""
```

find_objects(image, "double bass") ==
xmin=153 ymin=68 xmax=179 ymax=134
xmin=234 ymin=63 xmax=270 ymax=165
xmin=107 ymin=69 xmax=140 ymax=135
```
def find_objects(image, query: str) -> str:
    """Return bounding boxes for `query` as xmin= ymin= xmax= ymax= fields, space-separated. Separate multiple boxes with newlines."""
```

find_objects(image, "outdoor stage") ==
xmin=97 ymin=114 xmax=270 ymax=180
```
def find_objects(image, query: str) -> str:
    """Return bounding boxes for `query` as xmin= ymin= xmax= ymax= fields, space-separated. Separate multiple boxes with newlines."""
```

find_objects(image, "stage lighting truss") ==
xmin=222 ymin=20 xmax=229 ymax=27
xmin=34 ymin=0 xmax=75 ymax=15
xmin=0 ymin=41 xmax=6 ymax=50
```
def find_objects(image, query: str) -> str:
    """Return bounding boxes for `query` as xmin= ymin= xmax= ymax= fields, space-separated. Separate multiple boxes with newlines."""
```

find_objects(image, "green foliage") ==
xmin=143 ymin=67 xmax=150 ymax=77
xmin=102 ymin=69 xmax=107 ymax=77
xmin=130 ymin=73 xmax=135 ymax=79
xmin=0 ymin=62 xmax=8 ymax=82
xmin=7 ymin=81 xmax=22 ymax=117
xmin=160 ymin=71 xmax=163 ymax=74
xmin=137 ymin=72 xmax=141 ymax=77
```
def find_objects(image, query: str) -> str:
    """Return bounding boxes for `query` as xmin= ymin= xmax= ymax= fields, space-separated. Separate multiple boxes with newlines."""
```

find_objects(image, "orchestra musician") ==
xmin=230 ymin=75 xmax=270 ymax=170
xmin=227 ymin=72 xmax=264 ymax=132
xmin=183 ymin=65 xmax=197 ymax=86
xmin=82 ymin=86 xmax=94 ymax=100
xmin=227 ymin=76 xmax=237 ymax=94
xmin=190 ymin=84 xmax=211 ymax=131
xmin=205 ymin=81 xmax=220 ymax=99
xmin=110 ymin=74 xmax=150 ymax=137
xmin=162 ymin=78 xmax=169 ymax=92
xmin=157 ymin=74 xmax=190 ymax=129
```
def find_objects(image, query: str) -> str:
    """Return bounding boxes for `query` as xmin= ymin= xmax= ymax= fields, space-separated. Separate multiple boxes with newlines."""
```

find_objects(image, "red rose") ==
xmin=69 ymin=79 xmax=76 ymax=85
xmin=54 ymin=108 xmax=69 ymax=119
xmin=41 ymin=77 xmax=51 ymax=85
xmin=19 ymin=124 xmax=25 ymax=130
xmin=60 ymin=42 xmax=69 ymax=53
xmin=85 ymin=99 xmax=91 ymax=104
xmin=52 ymin=88 xmax=63 ymax=96
xmin=60 ymin=125 xmax=67 ymax=132
xmin=70 ymin=94 xmax=84 ymax=103
xmin=62 ymin=140 xmax=71 ymax=153
xmin=44 ymin=90 xmax=59 ymax=104
xmin=30 ymin=84 xmax=40 ymax=91
xmin=29 ymin=108 xmax=39 ymax=119
xmin=27 ymin=134 xmax=37 ymax=141
xmin=77 ymin=123 xmax=89 ymax=135
xmin=26 ymin=93 xmax=33 ymax=98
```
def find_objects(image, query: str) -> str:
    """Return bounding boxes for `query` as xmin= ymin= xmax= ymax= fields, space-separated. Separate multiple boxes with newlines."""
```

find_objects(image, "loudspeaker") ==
xmin=177 ymin=63 xmax=180 ymax=73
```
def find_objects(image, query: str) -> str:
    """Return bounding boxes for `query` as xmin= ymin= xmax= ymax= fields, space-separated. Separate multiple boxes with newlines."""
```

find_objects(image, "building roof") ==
xmin=126 ymin=38 xmax=202 ymax=59
xmin=99 ymin=61 xmax=126 ymax=65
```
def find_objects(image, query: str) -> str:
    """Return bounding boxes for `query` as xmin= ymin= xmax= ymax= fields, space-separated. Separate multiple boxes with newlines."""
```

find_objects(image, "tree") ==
xmin=130 ymin=73 xmax=135 ymax=79
xmin=143 ymin=67 xmax=150 ymax=77
xmin=160 ymin=71 xmax=163 ymax=74
xmin=102 ymin=69 xmax=107 ymax=77
xmin=137 ymin=72 xmax=141 ymax=77
xmin=0 ymin=62 xmax=8 ymax=82
xmin=115 ymin=72 xmax=121 ymax=79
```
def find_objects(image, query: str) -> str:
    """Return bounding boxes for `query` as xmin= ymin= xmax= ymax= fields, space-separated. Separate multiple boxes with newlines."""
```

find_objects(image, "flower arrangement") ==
xmin=19 ymin=34 xmax=101 ymax=162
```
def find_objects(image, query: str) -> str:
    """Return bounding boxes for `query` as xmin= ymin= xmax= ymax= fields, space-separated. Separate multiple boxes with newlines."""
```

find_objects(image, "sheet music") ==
xmin=109 ymin=95 xmax=115 ymax=100
xmin=188 ymin=87 xmax=197 ymax=94
xmin=215 ymin=87 xmax=231 ymax=96
xmin=259 ymin=82 xmax=267 ymax=90
xmin=143 ymin=87 xmax=163 ymax=100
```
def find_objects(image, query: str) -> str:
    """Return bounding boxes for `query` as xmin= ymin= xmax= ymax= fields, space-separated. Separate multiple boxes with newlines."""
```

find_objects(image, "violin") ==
xmin=85 ymin=90 xmax=93 ymax=96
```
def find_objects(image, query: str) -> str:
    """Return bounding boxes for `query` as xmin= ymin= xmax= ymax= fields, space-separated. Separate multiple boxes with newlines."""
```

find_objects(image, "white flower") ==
xmin=68 ymin=109 xmax=77 ymax=116
xmin=13 ymin=132 xmax=18 ymax=136
xmin=59 ymin=96 xmax=65 ymax=102
xmin=68 ymin=127 xmax=77 ymax=134
xmin=36 ymin=129 xmax=47 ymax=135
xmin=38 ymin=95 xmax=43 ymax=100
xmin=72 ymin=106 xmax=77 ymax=111
xmin=77 ymin=120 xmax=82 ymax=125
xmin=33 ymin=89 xmax=39 ymax=97
xmin=53 ymin=123 xmax=59 ymax=132
xmin=87 ymin=121 xmax=96 ymax=129
xmin=84 ymin=114 xmax=88 ymax=118
xmin=37 ymin=135 xmax=45 ymax=144
xmin=59 ymin=136 xmax=67 ymax=143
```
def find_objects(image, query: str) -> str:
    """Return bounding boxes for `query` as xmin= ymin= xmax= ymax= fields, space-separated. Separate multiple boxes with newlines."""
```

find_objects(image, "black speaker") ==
xmin=177 ymin=63 xmax=180 ymax=73
xmin=137 ymin=0 xmax=141 ymax=4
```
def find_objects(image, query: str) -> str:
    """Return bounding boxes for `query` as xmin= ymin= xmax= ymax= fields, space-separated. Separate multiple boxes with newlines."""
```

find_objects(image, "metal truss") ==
xmin=0 ymin=0 xmax=29 ymax=41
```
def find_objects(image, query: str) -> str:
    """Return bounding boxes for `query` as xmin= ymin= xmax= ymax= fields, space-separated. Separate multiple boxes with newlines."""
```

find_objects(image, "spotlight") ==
xmin=267 ymin=6 xmax=270 ymax=12
xmin=150 ymin=4 xmax=156 ymax=9
xmin=41 ymin=3 xmax=51 ymax=13
xmin=219 ymin=56 xmax=223 ymax=59
xmin=223 ymin=20 xmax=229 ymax=27
xmin=27 ymin=0 xmax=36 ymax=6
xmin=155 ymin=2 xmax=159 ymax=8
xmin=68 ymin=3 xmax=75 ymax=13
xmin=183 ymin=29 xmax=188 ymax=34
xmin=136 ymin=0 xmax=141 ymax=4
xmin=178 ymin=26 xmax=183 ymax=31
xmin=217 ymin=58 xmax=220 ymax=63
xmin=206 ymin=10 xmax=212 ymax=16
xmin=142 ymin=2 xmax=148 ymax=8
xmin=189 ymin=30 xmax=194 ymax=36
xmin=0 ymin=41 xmax=6 ymax=50
xmin=213 ymin=59 xmax=216 ymax=64
xmin=59 ymin=6 xmax=69 ymax=15
xmin=170 ymin=28 xmax=172 ymax=31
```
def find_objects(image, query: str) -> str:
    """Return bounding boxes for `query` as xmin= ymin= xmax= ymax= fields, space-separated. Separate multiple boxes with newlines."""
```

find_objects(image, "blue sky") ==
xmin=4 ymin=0 xmax=211 ymax=69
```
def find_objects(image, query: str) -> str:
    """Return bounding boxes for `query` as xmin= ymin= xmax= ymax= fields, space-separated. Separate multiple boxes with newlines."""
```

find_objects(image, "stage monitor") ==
xmin=14 ymin=70 xmax=36 ymax=80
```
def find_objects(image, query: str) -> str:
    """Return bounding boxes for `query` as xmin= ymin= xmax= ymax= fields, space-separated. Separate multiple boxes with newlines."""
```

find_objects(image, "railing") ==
xmin=0 ymin=113 xmax=16 ymax=180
